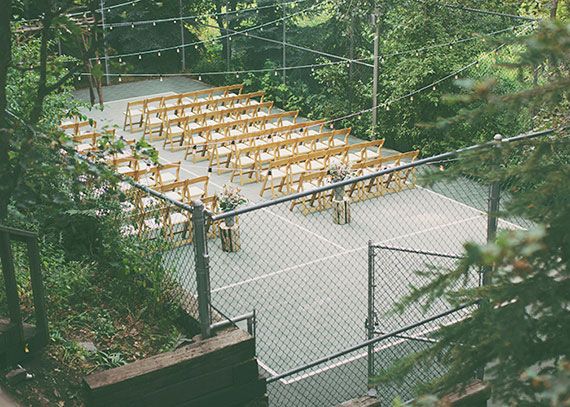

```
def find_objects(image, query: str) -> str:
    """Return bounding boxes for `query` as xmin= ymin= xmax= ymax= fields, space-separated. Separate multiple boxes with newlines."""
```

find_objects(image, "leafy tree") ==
xmin=375 ymin=19 xmax=570 ymax=405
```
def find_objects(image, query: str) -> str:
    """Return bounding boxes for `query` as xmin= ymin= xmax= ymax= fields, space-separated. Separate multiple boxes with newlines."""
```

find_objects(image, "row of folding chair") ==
xmin=259 ymin=139 xmax=385 ymax=197
xmin=289 ymin=150 xmax=420 ymax=213
xmin=123 ymin=84 xmax=245 ymax=132
xmin=142 ymin=91 xmax=267 ymax=140
xmin=60 ymin=119 xmax=98 ymax=136
xmin=200 ymin=119 xmax=327 ymax=169
xmin=165 ymin=109 xmax=300 ymax=153
xmin=156 ymin=101 xmax=275 ymax=146
xmin=72 ymin=129 xmax=116 ymax=154
xmin=227 ymin=129 xmax=352 ymax=185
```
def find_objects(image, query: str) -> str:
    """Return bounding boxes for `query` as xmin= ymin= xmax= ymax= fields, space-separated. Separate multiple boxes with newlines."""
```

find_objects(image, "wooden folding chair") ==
xmin=123 ymin=100 xmax=146 ymax=132
xmin=289 ymin=170 xmax=327 ymax=214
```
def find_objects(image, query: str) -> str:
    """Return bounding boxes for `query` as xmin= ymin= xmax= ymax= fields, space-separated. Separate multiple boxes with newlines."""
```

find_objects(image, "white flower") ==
xmin=217 ymin=183 xmax=248 ymax=212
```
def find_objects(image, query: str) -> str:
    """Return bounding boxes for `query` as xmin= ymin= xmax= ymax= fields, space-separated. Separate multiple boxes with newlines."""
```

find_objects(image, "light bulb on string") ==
xmin=153 ymin=21 xmax=156 ymax=26
xmin=236 ymin=73 xmax=239 ymax=78
xmin=329 ymin=124 xmax=334 ymax=129
xmin=357 ymin=114 xmax=362 ymax=120
xmin=109 ymin=25 xmax=113 ymax=30
xmin=195 ymin=44 xmax=198 ymax=49
xmin=173 ymin=20 xmax=177 ymax=24
xmin=177 ymin=48 xmax=180 ymax=53
xmin=159 ymin=75 xmax=163 ymax=82
xmin=274 ymin=71 xmax=278 ymax=76
xmin=198 ymin=75 xmax=202 ymax=81
xmin=158 ymin=51 xmax=161 ymax=57
xmin=454 ymin=74 xmax=459 ymax=80
xmin=118 ymin=75 xmax=122 ymax=82
xmin=131 ymin=22 xmax=135 ymax=28
xmin=410 ymin=95 xmax=414 ymax=101
xmin=119 ymin=57 xmax=122 ymax=63
xmin=432 ymin=85 xmax=436 ymax=91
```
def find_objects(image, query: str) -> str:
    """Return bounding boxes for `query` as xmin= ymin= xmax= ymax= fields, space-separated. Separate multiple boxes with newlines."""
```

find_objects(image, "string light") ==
xmin=138 ymin=54 xmax=142 ymax=60
xmin=157 ymin=51 xmax=161 ymax=57
xmin=198 ymin=75 xmax=202 ymax=81
xmin=118 ymin=75 xmax=122 ymax=82
xmin=159 ymin=75 xmax=163 ymax=82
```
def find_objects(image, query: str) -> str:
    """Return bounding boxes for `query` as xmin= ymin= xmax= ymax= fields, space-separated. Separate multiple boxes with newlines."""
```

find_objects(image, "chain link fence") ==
xmin=91 ymin=130 xmax=548 ymax=405
xmin=189 ymin=131 xmax=550 ymax=405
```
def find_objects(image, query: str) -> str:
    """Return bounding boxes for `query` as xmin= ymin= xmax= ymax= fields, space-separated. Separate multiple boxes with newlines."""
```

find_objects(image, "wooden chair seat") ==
xmin=187 ymin=186 xmax=205 ymax=199
xmin=164 ymin=191 xmax=183 ymax=202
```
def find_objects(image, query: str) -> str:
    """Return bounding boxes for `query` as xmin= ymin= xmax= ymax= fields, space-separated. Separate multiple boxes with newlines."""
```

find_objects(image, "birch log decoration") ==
xmin=220 ymin=223 xmax=241 ymax=252
xmin=332 ymin=197 xmax=351 ymax=225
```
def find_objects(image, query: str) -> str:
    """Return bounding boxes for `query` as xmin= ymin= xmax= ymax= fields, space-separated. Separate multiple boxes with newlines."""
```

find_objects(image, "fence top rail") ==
xmin=0 ymin=224 xmax=38 ymax=239
xmin=371 ymin=244 xmax=465 ymax=260
xmin=210 ymin=128 xmax=555 ymax=221
xmin=266 ymin=302 xmax=476 ymax=384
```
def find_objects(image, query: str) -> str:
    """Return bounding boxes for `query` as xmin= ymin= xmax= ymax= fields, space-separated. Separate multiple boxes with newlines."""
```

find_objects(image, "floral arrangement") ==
xmin=327 ymin=159 xmax=355 ymax=183
xmin=217 ymin=183 xmax=248 ymax=212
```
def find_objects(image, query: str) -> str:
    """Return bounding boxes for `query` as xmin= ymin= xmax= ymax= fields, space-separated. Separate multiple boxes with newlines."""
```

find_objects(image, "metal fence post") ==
xmin=192 ymin=200 xmax=212 ymax=338
xmin=484 ymin=134 xmax=503 ymax=286
xmin=366 ymin=240 xmax=378 ymax=395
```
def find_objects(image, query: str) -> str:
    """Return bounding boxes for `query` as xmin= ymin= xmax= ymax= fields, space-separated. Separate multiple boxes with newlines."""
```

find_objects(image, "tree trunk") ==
xmin=89 ymin=0 xmax=104 ymax=107
xmin=550 ymin=0 xmax=559 ymax=19
xmin=29 ymin=10 xmax=52 ymax=125
xmin=0 ymin=0 xmax=13 ymax=221
xmin=81 ymin=31 xmax=96 ymax=106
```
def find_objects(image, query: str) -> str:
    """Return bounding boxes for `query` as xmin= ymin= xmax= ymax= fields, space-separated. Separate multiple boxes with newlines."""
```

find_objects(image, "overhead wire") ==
xmin=80 ymin=21 xmax=528 ymax=79
xmin=91 ymin=0 xmax=331 ymax=62
xmin=422 ymin=0 xmax=538 ymax=22
xmin=103 ymin=0 xmax=310 ymax=29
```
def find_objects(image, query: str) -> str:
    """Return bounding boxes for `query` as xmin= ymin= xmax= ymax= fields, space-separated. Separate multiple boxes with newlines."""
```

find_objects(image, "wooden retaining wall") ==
xmin=83 ymin=329 xmax=266 ymax=407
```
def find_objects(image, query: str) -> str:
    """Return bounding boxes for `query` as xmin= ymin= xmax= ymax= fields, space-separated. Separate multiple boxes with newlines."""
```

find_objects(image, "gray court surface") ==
xmin=75 ymin=79 xmax=523 ymax=406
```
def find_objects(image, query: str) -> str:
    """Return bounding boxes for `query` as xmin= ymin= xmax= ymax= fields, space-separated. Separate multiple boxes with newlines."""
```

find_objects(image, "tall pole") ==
xmin=366 ymin=240 xmax=377 ymax=396
xmin=99 ymin=0 xmax=111 ymax=86
xmin=225 ymin=1 xmax=230 ymax=71
xmin=282 ymin=0 xmax=286 ymax=84
xmin=179 ymin=0 xmax=186 ymax=71
xmin=371 ymin=10 xmax=380 ymax=138
xmin=192 ymin=201 xmax=212 ymax=339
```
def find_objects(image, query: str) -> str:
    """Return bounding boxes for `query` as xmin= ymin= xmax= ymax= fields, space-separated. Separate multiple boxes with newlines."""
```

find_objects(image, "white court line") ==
xmin=418 ymin=186 xmax=524 ymax=230
xmin=258 ymin=359 xmax=281 ymax=378
xmin=212 ymin=215 xmax=481 ymax=293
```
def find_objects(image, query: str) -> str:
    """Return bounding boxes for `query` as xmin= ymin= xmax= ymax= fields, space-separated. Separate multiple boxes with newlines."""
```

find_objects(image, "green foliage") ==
xmin=377 ymin=21 xmax=570 ymax=406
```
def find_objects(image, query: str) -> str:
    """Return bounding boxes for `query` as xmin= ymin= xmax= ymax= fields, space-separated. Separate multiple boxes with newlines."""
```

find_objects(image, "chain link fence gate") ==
xmin=366 ymin=244 xmax=478 ymax=403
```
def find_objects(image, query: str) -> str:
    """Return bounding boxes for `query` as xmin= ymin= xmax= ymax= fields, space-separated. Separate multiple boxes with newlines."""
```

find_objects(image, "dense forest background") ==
xmin=13 ymin=0 xmax=567 ymax=156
